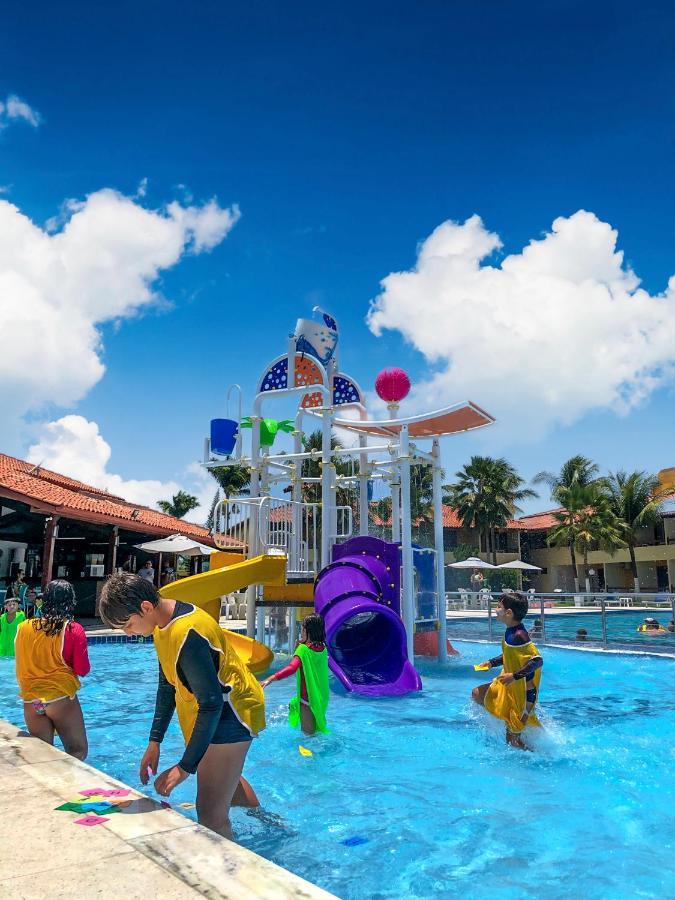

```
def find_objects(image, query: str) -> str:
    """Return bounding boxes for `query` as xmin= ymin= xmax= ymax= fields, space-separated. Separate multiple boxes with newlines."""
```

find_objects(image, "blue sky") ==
xmin=2 ymin=1 xmax=675 ymax=516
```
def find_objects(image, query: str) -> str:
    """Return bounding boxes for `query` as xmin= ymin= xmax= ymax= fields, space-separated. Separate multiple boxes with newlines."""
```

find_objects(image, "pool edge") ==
xmin=0 ymin=717 xmax=335 ymax=899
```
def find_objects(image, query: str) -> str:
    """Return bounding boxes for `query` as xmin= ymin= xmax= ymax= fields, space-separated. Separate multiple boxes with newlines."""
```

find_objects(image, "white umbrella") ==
xmin=134 ymin=534 xmax=215 ymax=557
xmin=496 ymin=559 xmax=542 ymax=571
xmin=448 ymin=556 xmax=497 ymax=569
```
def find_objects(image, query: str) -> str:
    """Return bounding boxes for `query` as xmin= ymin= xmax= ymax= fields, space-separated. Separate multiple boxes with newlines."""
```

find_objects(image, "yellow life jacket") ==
xmin=484 ymin=635 xmax=542 ymax=734
xmin=153 ymin=604 xmax=265 ymax=745
xmin=637 ymin=624 xmax=667 ymax=634
xmin=15 ymin=620 xmax=80 ymax=702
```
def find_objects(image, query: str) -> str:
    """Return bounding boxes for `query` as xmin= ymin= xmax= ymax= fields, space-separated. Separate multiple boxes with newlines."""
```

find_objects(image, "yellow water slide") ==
xmin=159 ymin=553 xmax=287 ymax=674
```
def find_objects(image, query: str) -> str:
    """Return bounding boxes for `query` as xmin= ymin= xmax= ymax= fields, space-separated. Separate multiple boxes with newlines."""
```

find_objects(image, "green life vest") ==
xmin=289 ymin=643 xmax=330 ymax=734
xmin=0 ymin=610 xmax=26 ymax=657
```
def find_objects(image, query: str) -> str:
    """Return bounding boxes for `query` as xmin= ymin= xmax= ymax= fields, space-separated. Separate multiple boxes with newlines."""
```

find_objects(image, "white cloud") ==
xmin=27 ymin=416 xmax=182 ymax=508
xmin=0 ymin=188 xmax=239 ymax=448
xmin=367 ymin=210 xmax=675 ymax=440
xmin=26 ymin=416 xmax=217 ymax=521
xmin=0 ymin=94 xmax=41 ymax=129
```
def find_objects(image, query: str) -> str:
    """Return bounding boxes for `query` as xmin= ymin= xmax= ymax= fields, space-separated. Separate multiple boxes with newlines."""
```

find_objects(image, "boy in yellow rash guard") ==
xmin=100 ymin=573 xmax=265 ymax=840
xmin=472 ymin=592 xmax=543 ymax=750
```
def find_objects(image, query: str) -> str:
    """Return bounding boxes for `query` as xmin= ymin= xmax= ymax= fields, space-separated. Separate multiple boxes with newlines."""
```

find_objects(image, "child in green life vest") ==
xmin=261 ymin=614 xmax=329 ymax=735
xmin=0 ymin=597 xmax=26 ymax=657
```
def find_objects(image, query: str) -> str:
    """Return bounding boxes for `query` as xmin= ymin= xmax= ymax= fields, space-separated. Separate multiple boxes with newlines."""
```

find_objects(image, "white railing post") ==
xmin=399 ymin=425 xmax=415 ymax=661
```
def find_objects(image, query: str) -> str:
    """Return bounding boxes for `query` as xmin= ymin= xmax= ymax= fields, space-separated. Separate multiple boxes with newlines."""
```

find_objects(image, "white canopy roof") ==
xmin=310 ymin=401 xmax=495 ymax=439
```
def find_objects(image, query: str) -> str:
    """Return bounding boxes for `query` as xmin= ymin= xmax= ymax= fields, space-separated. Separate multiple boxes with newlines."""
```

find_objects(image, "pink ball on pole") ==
xmin=375 ymin=367 xmax=411 ymax=403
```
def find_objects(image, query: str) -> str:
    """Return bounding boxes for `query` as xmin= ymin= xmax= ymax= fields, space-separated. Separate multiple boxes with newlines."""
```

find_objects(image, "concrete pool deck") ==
xmin=0 ymin=719 xmax=334 ymax=899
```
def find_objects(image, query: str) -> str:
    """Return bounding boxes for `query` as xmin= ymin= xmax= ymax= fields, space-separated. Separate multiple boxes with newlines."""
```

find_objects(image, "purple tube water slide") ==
xmin=314 ymin=536 xmax=422 ymax=696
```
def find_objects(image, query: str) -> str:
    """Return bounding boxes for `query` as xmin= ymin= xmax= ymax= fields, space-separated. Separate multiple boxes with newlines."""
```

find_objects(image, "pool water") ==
xmin=1 ymin=641 xmax=674 ymax=899
xmin=449 ymin=610 xmax=675 ymax=646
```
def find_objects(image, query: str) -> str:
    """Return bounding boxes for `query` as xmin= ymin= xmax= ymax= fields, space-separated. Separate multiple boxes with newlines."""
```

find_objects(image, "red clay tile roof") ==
xmin=0 ymin=453 xmax=125 ymax=500
xmin=0 ymin=452 xmax=213 ymax=543
xmin=515 ymin=508 xmax=564 ymax=530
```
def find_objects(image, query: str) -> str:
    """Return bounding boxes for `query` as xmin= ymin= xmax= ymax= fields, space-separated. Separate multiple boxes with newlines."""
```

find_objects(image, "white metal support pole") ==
xmin=291 ymin=423 xmax=303 ymax=574
xmin=390 ymin=446 xmax=401 ymax=543
xmin=432 ymin=438 xmax=447 ymax=663
xmin=287 ymin=335 xmax=296 ymax=389
xmin=358 ymin=434 xmax=369 ymax=536
xmin=255 ymin=450 xmax=270 ymax=641
xmin=399 ymin=425 xmax=415 ymax=661
xmin=321 ymin=407 xmax=333 ymax=568
xmin=246 ymin=414 xmax=261 ymax=638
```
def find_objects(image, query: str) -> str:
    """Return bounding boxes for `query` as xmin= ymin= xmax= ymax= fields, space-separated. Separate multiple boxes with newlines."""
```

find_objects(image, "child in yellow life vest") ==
xmin=15 ymin=580 xmax=90 ymax=759
xmin=100 ymin=573 xmax=265 ymax=841
xmin=0 ymin=597 xmax=26 ymax=657
xmin=261 ymin=614 xmax=329 ymax=735
xmin=472 ymin=592 xmax=543 ymax=750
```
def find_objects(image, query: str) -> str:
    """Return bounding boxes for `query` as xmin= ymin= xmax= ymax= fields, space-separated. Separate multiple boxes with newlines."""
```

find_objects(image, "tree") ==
xmin=209 ymin=463 xmax=251 ymax=499
xmin=205 ymin=489 xmax=220 ymax=532
xmin=546 ymin=483 xmax=625 ymax=590
xmin=444 ymin=456 xmax=537 ymax=564
xmin=533 ymin=455 xmax=602 ymax=499
xmin=208 ymin=462 xmax=251 ymax=535
xmin=158 ymin=490 xmax=200 ymax=519
xmin=410 ymin=464 xmax=436 ymax=527
xmin=534 ymin=456 xmax=603 ymax=589
xmin=606 ymin=471 xmax=670 ymax=590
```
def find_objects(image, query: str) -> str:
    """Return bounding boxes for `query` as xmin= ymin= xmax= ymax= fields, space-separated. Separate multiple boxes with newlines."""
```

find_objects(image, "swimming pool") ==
xmin=1 ymin=641 xmax=673 ymax=899
xmin=448 ymin=610 xmax=675 ymax=648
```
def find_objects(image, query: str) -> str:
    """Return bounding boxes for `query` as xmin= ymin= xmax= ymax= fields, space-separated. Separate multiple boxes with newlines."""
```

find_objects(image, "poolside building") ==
xmin=0 ymin=453 xmax=213 ymax=615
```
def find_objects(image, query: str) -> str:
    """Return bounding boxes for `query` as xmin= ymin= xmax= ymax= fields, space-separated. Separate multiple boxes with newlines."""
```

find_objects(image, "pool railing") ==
xmin=444 ymin=590 xmax=675 ymax=652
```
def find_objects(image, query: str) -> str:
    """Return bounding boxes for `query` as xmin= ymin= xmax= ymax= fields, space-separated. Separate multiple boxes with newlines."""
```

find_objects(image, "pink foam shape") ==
xmin=74 ymin=815 xmax=109 ymax=826
xmin=79 ymin=788 xmax=111 ymax=797
xmin=107 ymin=789 xmax=131 ymax=797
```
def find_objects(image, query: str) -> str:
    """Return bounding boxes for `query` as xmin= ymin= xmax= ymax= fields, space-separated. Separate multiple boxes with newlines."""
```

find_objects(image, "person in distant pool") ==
xmin=261 ymin=614 xmax=329 ymax=736
xmin=668 ymin=620 xmax=675 ymax=633
xmin=100 ymin=573 xmax=264 ymax=841
xmin=637 ymin=617 xmax=667 ymax=635
xmin=531 ymin=618 xmax=543 ymax=638
xmin=576 ymin=628 xmax=588 ymax=642
xmin=14 ymin=580 xmax=90 ymax=759
xmin=472 ymin=592 xmax=543 ymax=750
xmin=0 ymin=597 xmax=25 ymax=657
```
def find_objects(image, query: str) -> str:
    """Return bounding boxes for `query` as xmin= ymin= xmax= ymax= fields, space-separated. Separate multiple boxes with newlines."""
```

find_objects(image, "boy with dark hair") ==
xmin=100 ymin=572 xmax=265 ymax=840
xmin=472 ymin=592 xmax=543 ymax=749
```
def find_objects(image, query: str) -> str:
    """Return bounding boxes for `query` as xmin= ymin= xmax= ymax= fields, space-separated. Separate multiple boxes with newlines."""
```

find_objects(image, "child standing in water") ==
xmin=472 ymin=592 xmax=543 ymax=750
xmin=261 ymin=614 xmax=329 ymax=735
xmin=14 ymin=580 xmax=90 ymax=759
xmin=100 ymin=573 xmax=265 ymax=840
xmin=0 ymin=597 xmax=26 ymax=657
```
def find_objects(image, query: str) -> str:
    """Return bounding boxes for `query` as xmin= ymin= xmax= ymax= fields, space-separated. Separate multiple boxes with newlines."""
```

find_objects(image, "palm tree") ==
xmin=410 ymin=464 xmax=436 ymax=527
xmin=157 ymin=490 xmax=200 ymax=519
xmin=534 ymin=456 xmax=603 ymax=588
xmin=547 ymin=483 xmax=625 ymax=590
xmin=533 ymin=455 xmax=602 ymax=500
xmin=444 ymin=456 xmax=537 ymax=564
xmin=606 ymin=471 xmax=671 ymax=590
xmin=208 ymin=463 xmax=250 ymax=534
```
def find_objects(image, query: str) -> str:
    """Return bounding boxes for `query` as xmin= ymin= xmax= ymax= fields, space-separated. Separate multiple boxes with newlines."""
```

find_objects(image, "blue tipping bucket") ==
xmin=210 ymin=418 xmax=238 ymax=456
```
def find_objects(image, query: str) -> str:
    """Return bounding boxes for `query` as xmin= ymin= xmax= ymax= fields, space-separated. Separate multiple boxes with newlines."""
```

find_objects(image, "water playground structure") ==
xmin=166 ymin=309 xmax=495 ymax=696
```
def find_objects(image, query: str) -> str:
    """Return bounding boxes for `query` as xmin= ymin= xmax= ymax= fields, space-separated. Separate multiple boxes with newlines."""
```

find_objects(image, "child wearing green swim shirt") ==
xmin=261 ymin=614 xmax=329 ymax=735
xmin=0 ymin=598 xmax=25 ymax=657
